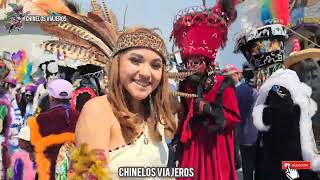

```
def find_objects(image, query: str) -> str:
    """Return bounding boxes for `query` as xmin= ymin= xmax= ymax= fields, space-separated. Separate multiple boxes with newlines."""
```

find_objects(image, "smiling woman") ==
xmin=75 ymin=27 xmax=177 ymax=179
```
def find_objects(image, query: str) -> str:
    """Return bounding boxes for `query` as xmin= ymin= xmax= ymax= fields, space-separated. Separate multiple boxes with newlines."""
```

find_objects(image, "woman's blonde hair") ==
xmin=107 ymin=28 xmax=177 ymax=144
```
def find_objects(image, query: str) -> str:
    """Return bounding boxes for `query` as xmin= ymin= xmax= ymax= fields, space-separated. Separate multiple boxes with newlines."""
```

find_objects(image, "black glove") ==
xmin=194 ymin=97 xmax=212 ymax=115
xmin=263 ymin=85 xmax=299 ymax=126
xmin=171 ymin=133 xmax=181 ymax=165
xmin=194 ymin=98 xmax=226 ymax=132
xmin=185 ymin=74 xmax=202 ymax=84
xmin=207 ymin=103 xmax=226 ymax=132
xmin=265 ymin=85 xmax=294 ymax=112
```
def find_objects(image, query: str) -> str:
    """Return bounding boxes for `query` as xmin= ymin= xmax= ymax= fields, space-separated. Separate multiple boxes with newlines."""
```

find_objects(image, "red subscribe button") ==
xmin=282 ymin=161 xmax=311 ymax=170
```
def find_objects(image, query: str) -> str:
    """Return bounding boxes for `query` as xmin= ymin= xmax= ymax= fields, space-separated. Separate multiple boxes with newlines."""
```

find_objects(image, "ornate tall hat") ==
xmin=234 ymin=0 xmax=291 ymax=87
xmin=234 ymin=0 xmax=290 ymax=70
xmin=235 ymin=23 xmax=288 ymax=70
xmin=171 ymin=0 xmax=238 ymax=64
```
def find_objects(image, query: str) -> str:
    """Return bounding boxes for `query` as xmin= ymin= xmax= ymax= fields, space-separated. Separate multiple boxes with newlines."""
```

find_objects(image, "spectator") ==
xmin=23 ymin=84 xmax=37 ymax=123
xmin=222 ymin=64 xmax=243 ymax=170
xmin=235 ymin=62 xmax=259 ymax=180
xmin=10 ymin=126 xmax=37 ymax=180
xmin=222 ymin=64 xmax=242 ymax=87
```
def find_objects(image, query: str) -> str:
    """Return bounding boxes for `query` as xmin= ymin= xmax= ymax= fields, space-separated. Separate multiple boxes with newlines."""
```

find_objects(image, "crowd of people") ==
xmin=0 ymin=0 xmax=320 ymax=180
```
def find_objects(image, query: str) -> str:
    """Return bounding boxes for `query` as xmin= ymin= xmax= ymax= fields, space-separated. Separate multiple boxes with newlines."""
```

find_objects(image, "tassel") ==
xmin=180 ymin=98 xmax=194 ymax=143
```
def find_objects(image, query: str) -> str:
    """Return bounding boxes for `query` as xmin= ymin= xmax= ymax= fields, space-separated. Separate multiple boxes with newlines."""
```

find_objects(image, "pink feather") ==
xmin=11 ymin=151 xmax=37 ymax=180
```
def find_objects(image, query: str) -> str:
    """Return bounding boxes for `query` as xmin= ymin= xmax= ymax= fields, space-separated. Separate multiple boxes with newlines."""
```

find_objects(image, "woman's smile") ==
xmin=133 ymin=79 xmax=151 ymax=88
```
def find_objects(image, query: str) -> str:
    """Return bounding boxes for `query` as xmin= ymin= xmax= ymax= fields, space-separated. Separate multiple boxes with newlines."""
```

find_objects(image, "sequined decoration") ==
xmin=256 ymin=63 xmax=284 ymax=89
xmin=271 ymin=85 xmax=286 ymax=98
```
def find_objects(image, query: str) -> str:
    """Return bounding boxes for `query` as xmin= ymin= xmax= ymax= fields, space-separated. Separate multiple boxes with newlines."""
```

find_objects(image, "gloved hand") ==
xmin=185 ymin=74 xmax=202 ymax=84
xmin=194 ymin=98 xmax=226 ymax=132
xmin=171 ymin=134 xmax=181 ymax=166
xmin=207 ymin=103 xmax=226 ymax=133
xmin=194 ymin=97 xmax=212 ymax=115
xmin=265 ymin=85 xmax=294 ymax=112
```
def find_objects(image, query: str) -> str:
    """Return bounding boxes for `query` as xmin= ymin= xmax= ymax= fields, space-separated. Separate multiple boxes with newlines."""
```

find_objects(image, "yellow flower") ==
xmin=68 ymin=144 xmax=110 ymax=180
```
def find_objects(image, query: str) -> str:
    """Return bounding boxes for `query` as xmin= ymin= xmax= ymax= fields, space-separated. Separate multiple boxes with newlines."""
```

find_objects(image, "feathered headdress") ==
xmin=71 ymin=87 xmax=97 ymax=112
xmin=29 ymin=0 xmax=119 ymax=68
xmin=260 ymin=0 xmax=290 ymax=26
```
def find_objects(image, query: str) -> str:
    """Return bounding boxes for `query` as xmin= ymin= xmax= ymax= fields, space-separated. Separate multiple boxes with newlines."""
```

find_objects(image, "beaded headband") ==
xmin=113 ymin=28 xmax=168 ymax=62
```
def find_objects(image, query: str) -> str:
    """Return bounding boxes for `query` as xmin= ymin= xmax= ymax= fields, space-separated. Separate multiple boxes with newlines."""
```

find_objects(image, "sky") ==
xmin=79 ymin=0 xmax=247 ymax=70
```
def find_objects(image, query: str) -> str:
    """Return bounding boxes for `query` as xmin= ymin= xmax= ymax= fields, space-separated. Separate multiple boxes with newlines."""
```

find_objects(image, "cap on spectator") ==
xmin=47 ymin=79 xmax=73 ymax=99
xmin=242 ymin=62 xmax=253 ymax=71
xmin=222 ymin=64 xmax=241 ymax=75
xmin=25 ymin=84 xmax=37 ymax=95
xmin=14 ymin=126 xmax=30 ymax=141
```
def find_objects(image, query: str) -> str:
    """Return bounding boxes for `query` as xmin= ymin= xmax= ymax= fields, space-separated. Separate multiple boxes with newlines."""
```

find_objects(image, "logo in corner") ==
xmin=4 ymin=3 xmax=30 ymax=33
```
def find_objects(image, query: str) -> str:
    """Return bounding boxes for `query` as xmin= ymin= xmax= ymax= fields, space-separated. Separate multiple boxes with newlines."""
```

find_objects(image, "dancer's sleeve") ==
xmin=221 ymin=86 xmax=241 ymax=129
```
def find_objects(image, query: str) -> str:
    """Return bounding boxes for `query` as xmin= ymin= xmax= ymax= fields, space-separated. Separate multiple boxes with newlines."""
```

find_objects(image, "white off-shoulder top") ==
xmin=108 ymin=123 xmax=169 ymax=180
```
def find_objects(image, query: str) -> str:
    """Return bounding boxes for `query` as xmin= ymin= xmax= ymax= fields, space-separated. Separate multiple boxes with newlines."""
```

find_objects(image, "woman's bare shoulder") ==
xmin=76 ymin=95 xmax=115 ymax=151
xmin=80 ymin=95 xmax=117 ymax=125
xmin=84 ymin=95 xmax=110 ymax=109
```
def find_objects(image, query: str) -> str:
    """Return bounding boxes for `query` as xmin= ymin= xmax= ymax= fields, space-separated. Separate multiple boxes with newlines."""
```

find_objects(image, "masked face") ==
xmin=250 ymin=39 xmax=282 ymax=55
xmin=185 ymin=57 xmax=207 ymax=74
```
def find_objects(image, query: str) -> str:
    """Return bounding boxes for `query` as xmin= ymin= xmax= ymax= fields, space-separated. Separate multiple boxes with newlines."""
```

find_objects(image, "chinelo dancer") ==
xmin=235 ymin=0 xmax=320 ymax=179
xmin=170 ymin=0 xmax=241 ymax=179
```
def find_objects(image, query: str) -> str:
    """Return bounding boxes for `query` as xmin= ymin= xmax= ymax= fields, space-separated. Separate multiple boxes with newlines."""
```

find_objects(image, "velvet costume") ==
xmin=28 ymin=105 xmax=79 ymax=180
xmin=177 ymin=74 xmax=240 ymax=180
xmin=171 ymin=1 xmax=240 ymax=179
xmin=252 ymin=69 xmax=320 ymax=179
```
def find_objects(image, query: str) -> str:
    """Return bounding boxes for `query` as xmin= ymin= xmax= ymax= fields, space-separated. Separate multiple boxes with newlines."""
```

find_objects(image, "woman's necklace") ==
xmin=143 ymin=120 xmax=149 ymax=145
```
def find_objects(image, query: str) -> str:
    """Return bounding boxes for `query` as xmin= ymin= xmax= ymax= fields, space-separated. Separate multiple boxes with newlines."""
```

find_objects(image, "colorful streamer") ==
xmin=260 ymin=0 xmax=290 ymax=26
xmin=10 ymin=49 xmax=32 ymax=85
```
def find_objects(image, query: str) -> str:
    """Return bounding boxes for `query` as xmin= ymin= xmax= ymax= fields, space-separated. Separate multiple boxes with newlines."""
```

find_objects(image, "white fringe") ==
xmin=253 ymin=69 xmax=320 ymax=171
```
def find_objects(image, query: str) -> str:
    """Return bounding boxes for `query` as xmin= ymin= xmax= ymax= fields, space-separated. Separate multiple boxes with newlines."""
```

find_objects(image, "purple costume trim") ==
xmin=0 ymin=98 xmax=13 ymax=180
xmin=13 ymin=159 xmax=23 ymax=180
